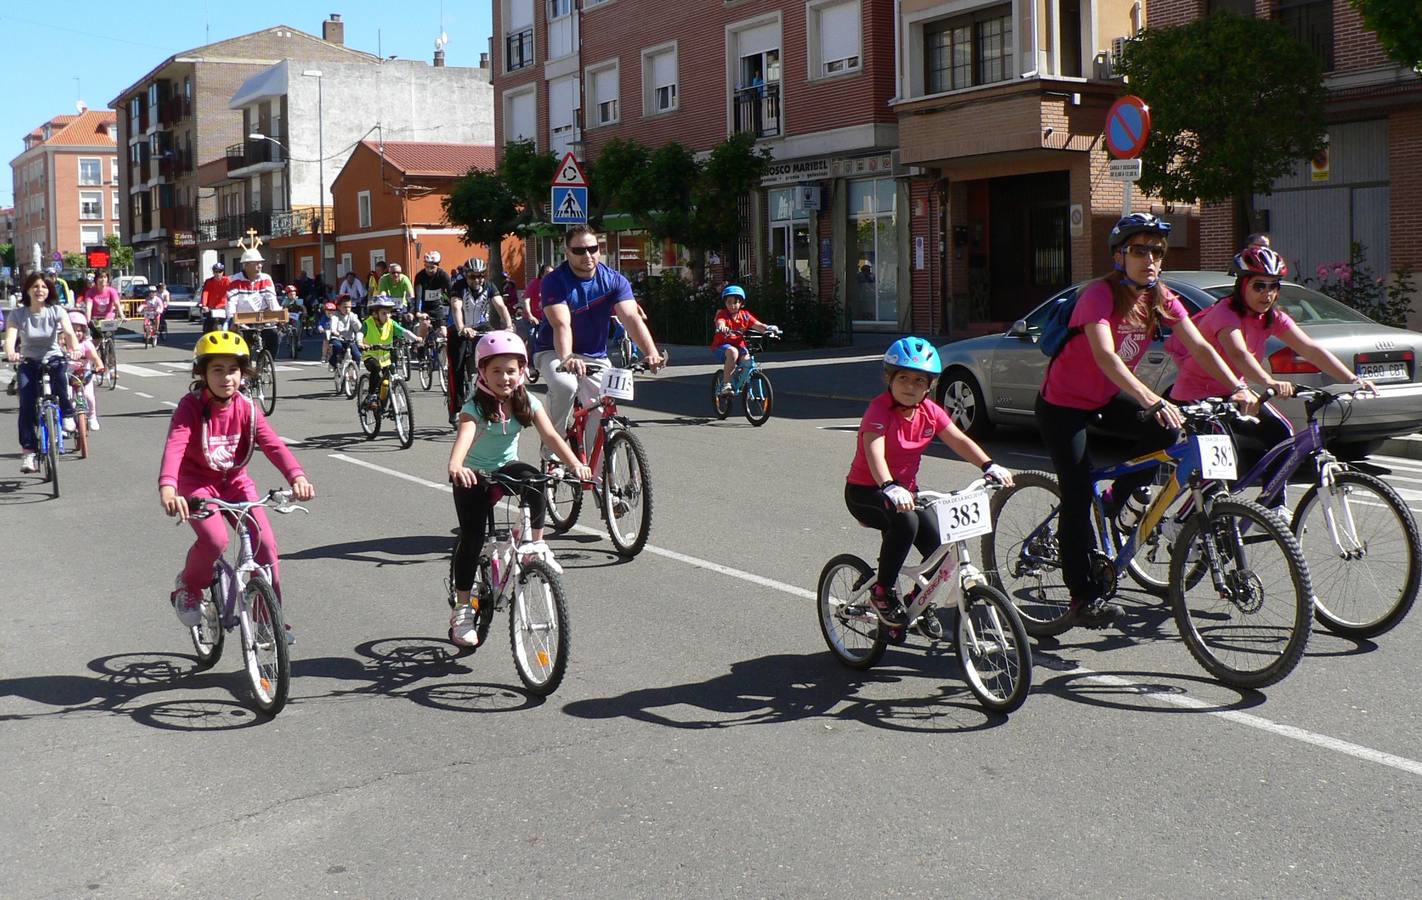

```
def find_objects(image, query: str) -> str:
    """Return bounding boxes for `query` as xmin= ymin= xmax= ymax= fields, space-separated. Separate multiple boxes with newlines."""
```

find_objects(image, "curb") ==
xmin=1379 ymin=434 xmax=1422 ymax=462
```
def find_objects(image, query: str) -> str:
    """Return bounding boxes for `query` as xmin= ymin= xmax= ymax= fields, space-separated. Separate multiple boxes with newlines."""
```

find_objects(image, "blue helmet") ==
xmin=721 ymin=284 xmax=746 ymax=301
xmin=884 ymin=336 xmax=942 ymax=376
xmin=1108 ymin=212 xmax=1172 ymax=252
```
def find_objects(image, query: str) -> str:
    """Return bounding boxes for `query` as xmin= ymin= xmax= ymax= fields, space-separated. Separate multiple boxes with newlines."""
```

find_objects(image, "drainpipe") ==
xmin=893 ymin=0 xmax=903 ymax=100
xmin=1021 ymin=0 xmax=1040 ymax=79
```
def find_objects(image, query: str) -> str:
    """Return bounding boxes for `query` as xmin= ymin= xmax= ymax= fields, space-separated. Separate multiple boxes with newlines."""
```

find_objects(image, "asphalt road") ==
xmin=2 ymin=323 xmax=1420 ymax=898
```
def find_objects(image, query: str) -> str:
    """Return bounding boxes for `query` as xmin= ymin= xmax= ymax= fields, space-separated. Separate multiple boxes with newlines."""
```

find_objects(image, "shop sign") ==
xmin=761 ymin=158 xmax=831 ymax=186
xmin=831 ymin=154 xmax=894 ymax=179
xmin=171 ymin=230 xmax=197 ymax=248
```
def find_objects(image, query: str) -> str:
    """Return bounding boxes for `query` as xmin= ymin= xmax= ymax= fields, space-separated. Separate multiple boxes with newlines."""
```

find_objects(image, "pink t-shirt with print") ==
xmin=846 ymin=392 xmax=953 ymax=491
xmin=1041 ymin=280 xmax=1188 ymax=410
xmin=1168 ymin=301 xmax=1295 ymax=402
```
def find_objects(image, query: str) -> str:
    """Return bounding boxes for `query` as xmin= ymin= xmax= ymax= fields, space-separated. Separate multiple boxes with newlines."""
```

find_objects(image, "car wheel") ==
xmin=938 ymin=368 xmax=992 ymax=439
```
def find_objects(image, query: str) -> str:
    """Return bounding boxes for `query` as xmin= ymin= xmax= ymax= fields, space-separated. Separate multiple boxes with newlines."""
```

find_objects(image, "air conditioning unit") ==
xmin=1093 ymin=51 xmax=1115 ymax=80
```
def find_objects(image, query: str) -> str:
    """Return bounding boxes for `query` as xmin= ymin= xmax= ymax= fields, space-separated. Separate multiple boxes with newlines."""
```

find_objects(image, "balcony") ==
xmin=134 ymin=211 xmax=152 ymax=234
xmin=197 ymin=210 xmax=274 ymax=243
xmin=159 ymin=206 xmax=193 ymax=233
xmin=225 ymin=139 xmax=285 ymax=175
xmin=734 ymin=82 xmax=781 ymax=139
xmin=271 ymin=207 xmax=330 ymax=239
xmin=159 ymin=95 xmax=192 ymax=127
xmin=158 ymin=151 xmax=192 ymax=179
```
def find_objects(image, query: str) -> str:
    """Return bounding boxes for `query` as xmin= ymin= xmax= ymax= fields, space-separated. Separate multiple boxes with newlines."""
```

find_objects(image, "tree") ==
xmin=442 ymin=168 xmax=519 ymax=283
xmin=498 ymin=140 xmax=560 ymax=228
xmin=0 ymin=242 xmax=14 ymax=268
xmin=62 ymin=251 xmax=86 ymax=271
xmin=104 ymin=233 xmax=134 ymax=274
xmin=688 ymin=131 xmax=771 ymax=274
xmin=1350 ymin=0 xmax=1422 ymax=70
xmin=587 ymin=137 xmax=650 ymax=224
xmin=1117 ymin=14 xmax=1327 ymax=240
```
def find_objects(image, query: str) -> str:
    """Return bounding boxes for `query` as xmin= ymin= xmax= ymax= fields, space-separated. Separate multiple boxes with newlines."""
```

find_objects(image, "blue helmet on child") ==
xmin=722 ymin=284 xmax=746 ymax=301
xmin=884 ymin=336 xmax=942 ymax=375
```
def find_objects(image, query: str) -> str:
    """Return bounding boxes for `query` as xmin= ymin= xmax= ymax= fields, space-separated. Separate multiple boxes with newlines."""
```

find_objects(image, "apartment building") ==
xmin=10 ymin=110 xmax=121 ymax=268
xmin=1150 ymin=0 xmax=1422 ymax=322
xmin=109 ymin=14 xmax=377 ymax=286
xmin=203 ymin=56 xmax=494 ymax=283
xmin=492 ymin=0 xmax=907 ymax=328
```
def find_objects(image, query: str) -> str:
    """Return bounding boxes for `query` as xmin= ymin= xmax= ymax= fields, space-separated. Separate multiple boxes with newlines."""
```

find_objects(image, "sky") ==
xmin=2 ymin=1 xmax=494 ymax=207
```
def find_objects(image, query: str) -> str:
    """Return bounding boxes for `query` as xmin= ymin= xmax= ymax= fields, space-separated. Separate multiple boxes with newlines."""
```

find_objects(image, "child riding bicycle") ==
xmin=845 ymin=337 xmax=1012 ymax=637
xmin=65 ymin=312 xmax=108 ymax=430
xmin=357 ymin=296 xmax=417 ymax=408
xmin=711 ymin=284 xmax=778 ymax=394
xmin=446 ymin=332 xmax=590 ymax=647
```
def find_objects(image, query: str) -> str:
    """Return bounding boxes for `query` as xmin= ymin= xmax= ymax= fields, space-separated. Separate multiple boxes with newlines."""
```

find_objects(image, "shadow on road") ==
xmin=283 ymin=533 xmax=450 ymax=567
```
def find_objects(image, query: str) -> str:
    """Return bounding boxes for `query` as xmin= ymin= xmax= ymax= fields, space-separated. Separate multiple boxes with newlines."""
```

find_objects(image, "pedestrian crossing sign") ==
xmin=551 ymin=186 xmax=588 ymax=225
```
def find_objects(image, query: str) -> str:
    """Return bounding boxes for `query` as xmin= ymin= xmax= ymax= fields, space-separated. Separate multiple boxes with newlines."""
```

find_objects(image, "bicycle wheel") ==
xmin=103 ymin=341 xmax=117 ymax=389
xmin=391 ymin=381 xmax=415 ymax=448
xmin=240 ymin=577 xmax=290 ymax=716
xmin=74 ymin=409 xmax=89 ymax=460
xmin=399 ymin=349 xmax=411 ymax=383
xmin=418 ymin=353 xmax=434 ymax=390
xmin=601 ymin=429 xmax=653 ymax=557
xmin=435 ymin=348 xmax=448 ymax=395
xmin=710 ymin=372 xmax=732 ymax=419
xmin=981 ymin=471 xmax=1073 ymax=637
xmin=289 ymin=327 xmax=302 ymax=360
xmin=544 ymin=463 xmax=584 ymax=533
xmin=356 ymin=379 xmax=381 ymax=438
xmin=1170 ymin=497 xmax=1313 ymax=689
xmin=816 ymin=553 xmax=886 ymax=669
xmin=509 ymin=560 xmax=570 ymax=696
xmin=1292 ymin=470 xmax=1420 ymax=638
xmin=1123 ymin=466 xmax=1179 ymax=597
xmin=743 ymin=370 xmax=773 ymax=427
xmin=191 ymin=577 xmax=226 ymax=668
xmin=957 ymin=584 xmax=1033 ymax=713
xmin=43 ymin=405 xmax=60 ymax=498
xmin=255 ymin=352 xmax=277 ymax=416
xmin=340 ymin=359 xmax=359 ymax=399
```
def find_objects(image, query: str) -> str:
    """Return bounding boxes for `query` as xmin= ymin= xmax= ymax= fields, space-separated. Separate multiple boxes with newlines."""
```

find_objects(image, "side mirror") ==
xmin=1008 ymin=319 xmax=1030 ymax=338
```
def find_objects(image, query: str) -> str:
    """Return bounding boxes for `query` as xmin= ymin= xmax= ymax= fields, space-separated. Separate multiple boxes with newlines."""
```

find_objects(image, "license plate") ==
xmin=934 ymin=489 xmax=993 ymax=544
xmin=1196 ymin=434 xmax=1237 ymax=480
xmin=601 ymin=367 xmax=635 ymax=401
xmin=1357 ymin=362 xmax=1409 ymax=383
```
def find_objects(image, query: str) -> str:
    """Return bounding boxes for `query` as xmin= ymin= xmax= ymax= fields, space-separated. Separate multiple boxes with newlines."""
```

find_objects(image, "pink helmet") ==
xmin=474 ymin=331 xmax=528 ymax=369
xmin=68 ymin=311 xmax=89 ymax=328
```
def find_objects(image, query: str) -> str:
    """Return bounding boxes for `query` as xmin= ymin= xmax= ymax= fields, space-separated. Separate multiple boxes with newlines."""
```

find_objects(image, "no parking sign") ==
xmin=1104 ymin=96 xmax=1151 ymax=160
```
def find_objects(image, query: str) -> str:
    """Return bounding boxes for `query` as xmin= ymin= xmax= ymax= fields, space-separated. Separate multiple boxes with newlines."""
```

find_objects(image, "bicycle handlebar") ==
xmin=556 ymin=356 xmax=658 ymax=375
xmin=914 ymin=479 xmax=1003 ymax=507
xmin=187 ymin=489 xmax=310 ymax=520
xmin=1135 ymin=389 xmax=1278 ymax=425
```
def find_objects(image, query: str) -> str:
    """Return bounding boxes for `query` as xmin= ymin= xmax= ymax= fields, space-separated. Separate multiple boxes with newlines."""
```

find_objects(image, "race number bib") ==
xmin=1196 ymin=434 xmax=1237 ymax=480
xmin=601 ymin=368 xmax=635 ymax=401
xmin=934 ymin=489 xmax=993 ymax=544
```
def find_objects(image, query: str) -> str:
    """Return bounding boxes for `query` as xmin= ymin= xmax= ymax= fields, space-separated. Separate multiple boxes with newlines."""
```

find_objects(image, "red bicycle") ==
xmin=542 ymin=357 xmax=656 ymax=558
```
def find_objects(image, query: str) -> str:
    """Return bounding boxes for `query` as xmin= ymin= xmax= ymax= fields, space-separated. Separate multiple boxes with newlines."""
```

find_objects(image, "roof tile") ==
xmin=368 ymin=141 xmax=496 ymax=178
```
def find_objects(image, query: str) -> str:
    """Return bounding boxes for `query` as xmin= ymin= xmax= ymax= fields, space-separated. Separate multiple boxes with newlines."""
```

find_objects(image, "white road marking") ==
xmin=135 ymin=392 xmax=154 ymax=399
xmin=159 ymin=362 xmax=190 ymax=370
xmin=278 ymin=436 xmax=303 ymax=446
xmin=274 ymin=365 xmax=301 ymax=373
xmin=115 ymin=384 xmax=130 ymax=391
xmin=115 ymin=363 xmax=170 ymax=378
xmin=326 ymin=450 xmax=1422 ymax=777
xmin=161 ymin=400 xmax=178 ymax=408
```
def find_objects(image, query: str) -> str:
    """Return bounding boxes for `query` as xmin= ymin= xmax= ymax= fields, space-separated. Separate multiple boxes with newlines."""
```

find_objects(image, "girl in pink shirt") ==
xmin=158 ymin=331 xmax=314 ymax=629
xmin=1035 ymin=214 xmax=1253 ymax=628
xmin=65 ymin=312 xmax=107 ymax=430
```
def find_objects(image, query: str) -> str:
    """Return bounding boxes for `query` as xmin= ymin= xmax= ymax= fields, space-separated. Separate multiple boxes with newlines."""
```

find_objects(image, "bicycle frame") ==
xmin=208 ymin=507 xmax=274 ymax=630
xmin=895 ymin=489 xmax=996 ymax=620
xmin=36 ymin=368 xmax=65 ymax=456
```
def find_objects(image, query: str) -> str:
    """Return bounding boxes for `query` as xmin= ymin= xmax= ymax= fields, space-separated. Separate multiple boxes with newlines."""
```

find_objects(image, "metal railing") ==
xmin=197 ymin=210 xmax=274 ymax=243
xmin=225 ymin=139 xmax=284 ymax=173
xmin=270 ymin=207 xmax=329 ymax=238
xmin=733 ymin=82 xmax=781 ymax=138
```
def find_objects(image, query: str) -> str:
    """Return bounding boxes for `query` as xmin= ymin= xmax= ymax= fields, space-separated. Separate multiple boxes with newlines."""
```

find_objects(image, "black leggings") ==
xmin=1035 ymin=393 xmax=1180 ymax=604
xmin=845 ymin=483 xmax=941 ymax=591
xmin=451 ymin=462 xmax=547 ymax=591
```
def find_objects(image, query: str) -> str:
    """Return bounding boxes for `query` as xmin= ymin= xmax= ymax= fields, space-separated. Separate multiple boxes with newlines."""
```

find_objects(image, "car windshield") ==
xmin=1200 ymin=283 xmax=1376 ymax=325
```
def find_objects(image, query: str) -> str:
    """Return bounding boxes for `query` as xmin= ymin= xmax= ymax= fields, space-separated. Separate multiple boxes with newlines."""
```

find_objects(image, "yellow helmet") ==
xmin=193 ymin=330 xmax=251 ymax=360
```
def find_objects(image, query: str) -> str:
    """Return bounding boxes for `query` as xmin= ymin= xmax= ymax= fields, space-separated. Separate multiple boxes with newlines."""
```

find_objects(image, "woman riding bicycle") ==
xmin=1165 ymin=245 xmax=1376 ymax=510
xmin=81 ymin=271 xmax=124 ymax=328
xmin=1036 ymin=213 xmax=1256 ymax=628
xmin=4 ymin=272 xmax=80 ymax=473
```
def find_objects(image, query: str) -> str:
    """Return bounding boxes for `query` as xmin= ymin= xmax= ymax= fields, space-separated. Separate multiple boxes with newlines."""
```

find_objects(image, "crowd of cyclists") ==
xmin=4 ymin=213 xmax=1409 ymax=694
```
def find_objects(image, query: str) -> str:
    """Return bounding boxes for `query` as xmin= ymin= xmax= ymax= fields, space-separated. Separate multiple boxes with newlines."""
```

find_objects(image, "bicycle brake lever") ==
xmin=272 ymin=504 xmax=310 ymax=515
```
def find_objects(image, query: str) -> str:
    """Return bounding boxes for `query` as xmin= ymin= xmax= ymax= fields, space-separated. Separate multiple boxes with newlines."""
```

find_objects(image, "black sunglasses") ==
xmin=566 ymin=245 xmax=600 ymax=257
xmin=1124 ymin=244 xmax=1166 ymax=261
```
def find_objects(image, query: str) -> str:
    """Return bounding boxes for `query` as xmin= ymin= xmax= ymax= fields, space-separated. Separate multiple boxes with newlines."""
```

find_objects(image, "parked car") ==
xmin=935 ymin=271 xmax=1422 ymax=460
xmin=162 ymin=284 xmax=199 ymax=321
xmin=115 ymin=275 xmax=149 ymax=299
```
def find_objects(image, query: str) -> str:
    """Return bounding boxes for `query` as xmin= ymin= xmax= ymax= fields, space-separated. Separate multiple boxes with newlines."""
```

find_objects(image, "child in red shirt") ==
xmin=711 ymin=285 xmax=778 ymax=394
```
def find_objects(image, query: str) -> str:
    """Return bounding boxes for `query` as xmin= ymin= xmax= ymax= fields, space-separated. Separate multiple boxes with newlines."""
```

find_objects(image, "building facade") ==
xmin=10 ymin=110 xmax=121 ymax=269
xmin=108 ymin=15 xmax=377 ymax=287
xmin=491 ymin=0 xmax=908 ymax=328
xmin=202 ymin=56 xmax=494 ymax=284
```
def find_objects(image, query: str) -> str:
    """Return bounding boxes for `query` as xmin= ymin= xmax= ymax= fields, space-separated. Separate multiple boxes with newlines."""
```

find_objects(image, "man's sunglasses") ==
xmin=566 ymin=245 xmax=600 ymax=257
xmin=1124 ymin=244 xmax=1166 ymax=261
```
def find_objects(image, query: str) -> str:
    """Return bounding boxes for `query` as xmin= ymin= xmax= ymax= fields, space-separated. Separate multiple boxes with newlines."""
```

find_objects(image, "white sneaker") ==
xmin=717 ymin=381 xmax=734 ymax=396
xmin=19 ymin=452 xmax=37 ymax=473
xmin=88 ymin=418 xmax=100 ymax=432
xmin=520 ymin=541 xmax=564 ymax=575
xmin=63 ymin=417 xmax=77 ymax=433
xmin=449 ymin=603 xmax=480 ymax=647
xmin=171 ymin=581 xmax=203 ymax=628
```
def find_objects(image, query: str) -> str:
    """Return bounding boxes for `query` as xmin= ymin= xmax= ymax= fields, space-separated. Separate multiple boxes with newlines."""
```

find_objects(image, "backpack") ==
xmin=1038 ymin=292 xmax=1081 ymax=358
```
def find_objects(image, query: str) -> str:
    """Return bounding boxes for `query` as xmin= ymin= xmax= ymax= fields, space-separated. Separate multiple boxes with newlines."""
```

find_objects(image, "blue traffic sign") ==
xmin=551 ymin=186 xmax=588 ymax=225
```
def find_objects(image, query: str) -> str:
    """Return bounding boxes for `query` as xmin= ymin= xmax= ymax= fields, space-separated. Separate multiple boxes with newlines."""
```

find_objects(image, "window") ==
xmin=1275 ymin=0 xmax=1333 ymax=71
xmin=548 ymin=75 xmax=579 ymax=158
xmin=848 ymin=178 xmax=898 ymax=324
xmin=272 ymin=171 xmax=287 ymax=211
xmin=547 ymin=0 xmax=575 ymax=60
xmin=340 ymin=252 xmax=353 ymax=277
xmin=112 ymin=192 xmax=120 ymax=220
xmin=81 ymin=225 xmax=104 ymax=247
xmin=505 ymin=0 xmax=534 ymax=71
xmin=925 ymin=5 xmax=1014 ymax=93
xmin=80 ymin=191 xmax=102 ymax=219
xmin=357 ymin=191 xmax=372 ymax=228
xmin=810 ymin=1 xmax=861 ymax=77
xmin=78 ymin=158 xmax=102 ymax=186
xmin=505 ymin=86 xmax=537 ymax=145
xmin=369 ymin=248 xmax=386 ymax=270
xmin=110 ymin=157 xmax=119 ymax=183
xmin=587 ymin=62 xmax=620 ymax=127
xmin=643 ymin=43 xmax=678 ymax=114
xmin=733 ymin=20 xmax=782 ymax=137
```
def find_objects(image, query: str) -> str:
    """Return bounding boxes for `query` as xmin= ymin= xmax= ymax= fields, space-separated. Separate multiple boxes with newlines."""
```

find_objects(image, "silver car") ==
xmin=935 ymin=271 xmax=1422 ymax=459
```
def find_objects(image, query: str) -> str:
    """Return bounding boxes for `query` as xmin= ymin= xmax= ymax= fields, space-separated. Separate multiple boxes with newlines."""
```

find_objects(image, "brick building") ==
xmin=1148 ymin=0 xmax=1422 ymax=328
xmin=9 ymin=110 xmax=121 ymax=268
xmin=108 ymin=14 xmax=377 ymax=287
xmin=492 ymin=0 xmax=907 ymax=329
xmin=330 ymin=141 xmax=517 ymax=285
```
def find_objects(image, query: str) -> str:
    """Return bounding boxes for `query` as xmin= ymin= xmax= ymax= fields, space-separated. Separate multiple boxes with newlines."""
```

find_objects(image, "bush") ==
xmin=1305 ymin=242 xmax=1416 ymax=329
xmin=636 ymin=274 xmax=847 ymax=348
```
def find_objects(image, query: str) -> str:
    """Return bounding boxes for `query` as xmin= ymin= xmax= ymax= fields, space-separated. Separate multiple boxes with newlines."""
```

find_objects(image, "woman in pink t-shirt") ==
xmin=1036 ymin=213 xmax=1254 ymax=628
xmin=81 ymin=271 xmax=123 ymax=323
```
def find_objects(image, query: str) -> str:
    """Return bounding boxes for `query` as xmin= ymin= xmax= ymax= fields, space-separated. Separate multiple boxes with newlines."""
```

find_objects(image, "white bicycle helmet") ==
xmin=464 ymin=257 xmax=488 ymax=275
xmin=424 ymin=250 xmax=441 ymax=265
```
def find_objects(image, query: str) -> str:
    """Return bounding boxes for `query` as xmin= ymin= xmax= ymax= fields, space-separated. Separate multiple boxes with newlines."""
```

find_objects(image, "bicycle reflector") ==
xmin=1268 ymin=347 xmax=1320 ymax=375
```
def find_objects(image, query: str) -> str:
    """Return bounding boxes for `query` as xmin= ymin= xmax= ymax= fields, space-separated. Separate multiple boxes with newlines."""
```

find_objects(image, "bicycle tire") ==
xmin=544 ymin=463 xmax=584 ymax=533
xmin=509 ymin=560 xmax=570 ymax=696
xmin=356 ymin=379 xmax=381 ymax=438
xmin=601 ymin=429 xmax=653 ymax=557
xmin=710 ymin=372 xmax=732 ymax=419
xmin=340 ymin=359 xmax=358 ymax=399
xmin=104 ymin=341 xmax=117 ymax=390
xmin=75 ymin=410 xmax=89 ymax=460
xmin=418 ymin=354 xmax=434 ymax=390
xmin=435 ymin=349 xmax=449 ymax=395
xmin=255 ymin=352 xmax=276 ymax=416
xmin=399 ymin=348 xmax=412 ymax=383
xmin=1170 ymin=497 xmax=1313 ymax=689
xmin=981 ymin=471 xmax=1073 ymax=637
xmin=1292 ymin=469 xmax=1420 ymax=638
xmin=1123 ymin=466 xmax=1179 ymax=597
xmin=957 ymin=584 xmax=1033 ymax=713
xmin=191 ymin=578 xmax=226 ymax=668
xmin=816 ymin=553 xmax=886 ymax=669
xmin=240 ymin=577 xmax=290 ymax=716
xmin=392 ymin=381 xmax=415 ymax=448
xmin=44 ymin=404 xmax=60 ymax=498
xmin=743 ymin=370 xmax=773 ymax=427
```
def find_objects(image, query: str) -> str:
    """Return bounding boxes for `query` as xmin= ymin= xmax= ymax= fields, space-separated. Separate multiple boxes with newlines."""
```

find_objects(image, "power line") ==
xmin=0 ymin=13 xmax=181 ymax=52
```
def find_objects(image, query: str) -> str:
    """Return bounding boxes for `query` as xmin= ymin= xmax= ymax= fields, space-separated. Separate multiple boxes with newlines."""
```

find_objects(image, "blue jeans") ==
xmin=17 ymin=357 xmax=73 ymax=452
xmin=328 ymin=338 xmax=361 ymax=366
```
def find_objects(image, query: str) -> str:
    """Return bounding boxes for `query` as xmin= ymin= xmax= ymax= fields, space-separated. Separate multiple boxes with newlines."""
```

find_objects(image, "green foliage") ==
xmin=637 ymin=275 xmax=717 ymax=345
xmin=442 ymin=168 xmax=519 ymax=280
xmin=689 ymin=132 xmax=771 ymax=271
xmin=1117 ymin=15 xmax=1327 ymax=206
xmin=62 ymin=251 xmax=86 ymax=271
xmin=0 ymin=242 xmax=13 ymax=268
xmin=498 ymin=140 xmax=560 ymax=226
xmin=637 ymin=273 xmax=844 ymax=348
xmin=587 ymin=138 xmax=650 ymax=223
xmin=1304 ymin=242 xmax=1416 ymax=329
xmin=103 ymin=233 xmax=134 ymax=273
xmin=1350 ymin=0 xmax=1422 ymax=69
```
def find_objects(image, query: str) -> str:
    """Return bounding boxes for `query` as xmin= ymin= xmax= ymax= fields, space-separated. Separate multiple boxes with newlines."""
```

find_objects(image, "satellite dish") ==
xmin=436 ymin=31 xmax=448 ymax=49
xmin=75 ymin=100 xmax=87 ymax=113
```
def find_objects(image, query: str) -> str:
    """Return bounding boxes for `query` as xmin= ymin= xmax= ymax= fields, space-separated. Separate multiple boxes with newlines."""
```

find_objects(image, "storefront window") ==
xmin=768 ymin=187 xmax=811 ymax=287
xmin=849 ymin=178 xmax=898 ymax=323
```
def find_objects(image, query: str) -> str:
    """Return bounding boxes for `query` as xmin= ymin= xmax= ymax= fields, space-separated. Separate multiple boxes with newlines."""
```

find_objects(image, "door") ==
xmin=771 ymin=223 xmax=811 ymax=287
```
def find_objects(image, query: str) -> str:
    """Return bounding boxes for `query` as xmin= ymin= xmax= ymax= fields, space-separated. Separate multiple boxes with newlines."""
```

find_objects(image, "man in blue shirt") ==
xmin=533 ymin=226 xmax=665 ymax=454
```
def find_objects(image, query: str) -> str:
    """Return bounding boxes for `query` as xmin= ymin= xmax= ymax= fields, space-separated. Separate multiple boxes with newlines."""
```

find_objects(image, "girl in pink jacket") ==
xmin=158 ymin=331 xmax=314 ymax=629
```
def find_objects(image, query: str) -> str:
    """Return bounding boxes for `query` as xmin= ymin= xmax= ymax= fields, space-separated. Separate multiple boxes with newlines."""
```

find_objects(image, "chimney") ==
xmin=434 ymin=47 xmax=445 ymax=67
xmin=479 ymin=52 xmax=489 ymax=69
xmin=323 ymin=13 xmax=344 ymax=45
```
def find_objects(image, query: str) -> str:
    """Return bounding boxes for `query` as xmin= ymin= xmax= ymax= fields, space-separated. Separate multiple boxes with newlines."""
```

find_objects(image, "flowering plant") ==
xmin=1304 ymin=242 xmax=1415 ymax=329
